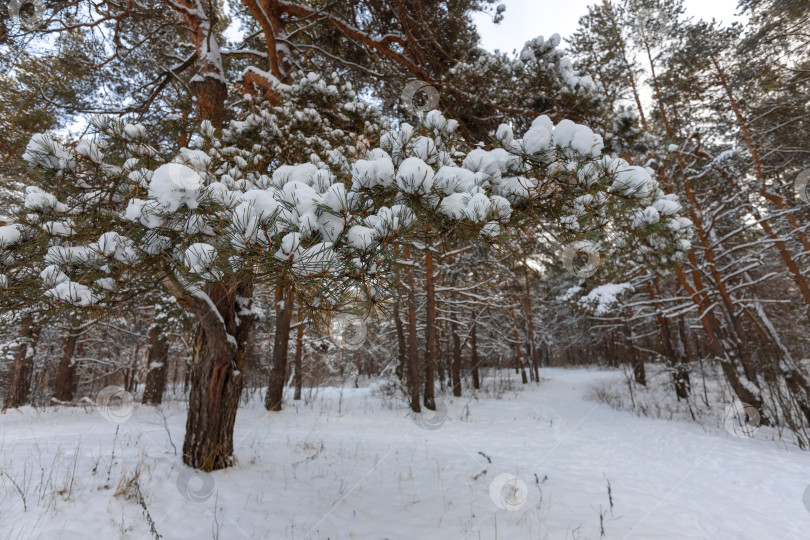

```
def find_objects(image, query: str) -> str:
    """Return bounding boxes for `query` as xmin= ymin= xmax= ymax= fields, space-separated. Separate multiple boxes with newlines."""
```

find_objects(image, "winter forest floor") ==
xmin=1 ymin=368 xmax=808 ymax=540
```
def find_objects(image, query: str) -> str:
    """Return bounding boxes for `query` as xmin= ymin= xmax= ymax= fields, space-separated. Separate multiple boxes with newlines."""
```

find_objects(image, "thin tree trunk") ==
xmin=405 ymin=245 xmax=421 ymax=413
xmin=423 ymin=250 xmax=436 ymax=410
xmin=451 ymin=321 xmax=462 ymax=397
xmin=602 ymin=1 xmax=648 ymax=130
xmin=393 ymin=291 xmax=406 ymax=381
xmin=710 ymin=56 xmax=810 ymax=254
xmin=523 ymin=265 xmax=539 ymax=383
xmin=674 ymin=317 xmax=692 ymax=400
xmin=142 ymin=324 xmax=170 ymax=405
xmin=4 ymin=316 xmax=42 ymax=409
xmin=436 ymin=317 xmax=446 ymax=390
xmin=626 ymin=324 xmax=646 ymax=386
xmin=293 ymin=324 xmax=304 ymax=401
xmin=660 ymin=161 xmax=767 ymax=415
xmin=645 ymin=280 xmax=687 ymax=397
xmin=52 ymin=327 xmax=79 ymax=402
xmin=647 ymin=52 xmax=772 ymax=412
xmin=682 ymin=182 xmax=762 ymax=387
xmin=673 ymin=261 xmax=768 ymax=420
xmin=266 ymin=285 xmax=294 ymax=411
xmin=471 ymin=323 xmax=481 ymax=390
xmin=510 ymin=309 xmax=528 ymax=383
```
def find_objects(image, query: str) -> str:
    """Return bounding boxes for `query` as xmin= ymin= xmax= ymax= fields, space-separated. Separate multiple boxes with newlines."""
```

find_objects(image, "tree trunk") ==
xmin=142 ymin=325 xmax=170 ymax=405
xmin=510 ymin=309 xmax=528 ymax=383
xmin=673 ymin=261 xmax=768 ymax=421
xmin=405 ymin=245 xmax=421 ymax=413
xmin=393 ymin=298 xmax=407 ymax=381
xmin=451 ymin=323 xmax=462 ymax=397
xmin=293 ymin=324 xmax=304 ymax=401
xmin=673 ymin=317 xmax=692 ymax=400
xmin=644 ymin=280 xmax=685 ymax=396
xmin=471 ymin=323 xmax=481 ymax=390
xmin=182 ymin=282 xmax=254 ymax=471
xmin=423 ymin=250 xmax=436 ymax=410
xmin=52 ymin=327 xmax=79 ymax=402
xmin=163 ymin=0 xmax=228 ymax=125
xmin=523 ymin=265 xmax=540 ymax=383
xmin=266 ymin=285 xmax=294 ymax=411
xmin=4 ymin=316 xmax=42 ymax=409
xmin=436 ymin=319 xmax=446 ymax=390
xmin=626 ymin=324 xmax=646 ymax=386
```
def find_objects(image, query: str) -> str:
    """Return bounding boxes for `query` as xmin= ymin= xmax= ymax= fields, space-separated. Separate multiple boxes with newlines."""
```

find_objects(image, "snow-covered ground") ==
xmin=1 ymin=368 xmax=808 ymax=539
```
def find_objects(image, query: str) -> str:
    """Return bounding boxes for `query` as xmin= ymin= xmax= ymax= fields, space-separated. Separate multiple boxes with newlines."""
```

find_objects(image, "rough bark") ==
xmin=265 ymin=285 xmax=294 ymax=411
xmin=163 ymin=0 xmax=228 ymax=125
xmin=4 ymin=316 xmax=42 ymax=409
xmin=142 ymin=325 xmax=170 ymax=405
xmin=181 ymin=281 xmax=254 ymax=471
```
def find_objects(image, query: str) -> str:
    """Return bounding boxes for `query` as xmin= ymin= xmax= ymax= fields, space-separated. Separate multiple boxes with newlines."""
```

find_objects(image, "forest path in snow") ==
xmin=0 ymin=368 xmax=808 ymax=539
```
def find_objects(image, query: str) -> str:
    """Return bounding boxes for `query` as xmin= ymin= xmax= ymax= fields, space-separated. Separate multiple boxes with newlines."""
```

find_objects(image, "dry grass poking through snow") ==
xmin=1 ymin=368 xmax=808 ymax=539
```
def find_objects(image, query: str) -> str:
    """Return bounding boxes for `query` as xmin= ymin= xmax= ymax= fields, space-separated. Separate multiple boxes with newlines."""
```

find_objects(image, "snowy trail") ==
xmin=1 ymin=368 xmax=808 ymax=539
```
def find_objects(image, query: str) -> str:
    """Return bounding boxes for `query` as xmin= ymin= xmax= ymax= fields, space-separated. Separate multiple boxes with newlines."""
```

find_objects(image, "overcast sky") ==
xmin=473 ymin=0 xmax=742 ymax=53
